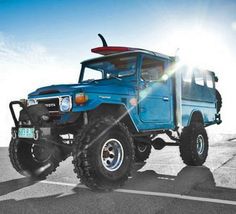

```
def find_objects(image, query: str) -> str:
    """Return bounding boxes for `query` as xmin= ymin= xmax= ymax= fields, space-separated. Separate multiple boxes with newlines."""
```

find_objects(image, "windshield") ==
xmin=80 ymin=53 xmax=137 ymax=82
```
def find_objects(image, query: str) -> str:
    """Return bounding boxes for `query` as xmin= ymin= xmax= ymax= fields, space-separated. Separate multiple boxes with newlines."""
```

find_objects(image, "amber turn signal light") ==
xmin=75 ymin=93 xmax=88 ymax=105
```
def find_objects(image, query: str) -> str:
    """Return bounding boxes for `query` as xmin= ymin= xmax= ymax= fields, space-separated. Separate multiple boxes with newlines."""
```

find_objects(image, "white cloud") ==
xmin=0 ymin=33 xmax=80 ymax=146
xmin=231 ymin=22 xmax=236 ymax=31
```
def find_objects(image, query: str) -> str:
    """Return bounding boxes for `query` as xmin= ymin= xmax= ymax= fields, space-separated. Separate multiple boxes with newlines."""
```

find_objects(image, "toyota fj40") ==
xmin=9 ymin=35 xmax=222 ymax=190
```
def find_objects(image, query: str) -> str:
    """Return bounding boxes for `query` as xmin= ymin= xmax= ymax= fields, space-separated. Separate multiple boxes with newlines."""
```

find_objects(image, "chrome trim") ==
xmin=27 ymin=99 xmax=38 ymax=106
xmin=101 ymin=138 xmax=124 ymax=172
xmin=29 ymin=95 xmax=72 ymax=112
xmin=59 ymin=96 xmax=72 ymax=112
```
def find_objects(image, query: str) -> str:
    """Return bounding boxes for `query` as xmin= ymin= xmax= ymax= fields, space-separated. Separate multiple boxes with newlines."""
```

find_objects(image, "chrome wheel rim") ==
xmin=101 ymin=138 xmax=124 ymax=172
xmin=196 ymin=134 xmax=205 ymax=155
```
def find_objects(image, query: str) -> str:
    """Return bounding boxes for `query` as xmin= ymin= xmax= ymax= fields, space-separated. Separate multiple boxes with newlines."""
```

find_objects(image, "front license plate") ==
xmin=18 ymin=128 xmax=35 ymax=139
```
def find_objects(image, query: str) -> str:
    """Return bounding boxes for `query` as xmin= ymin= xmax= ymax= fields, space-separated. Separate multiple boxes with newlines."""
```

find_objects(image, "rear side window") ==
xmin=194 ymin=69 xmax=204 ymax=86
xmin=141 ymin=56 xmax=164 ymax=81
xmin=206 ymin=73 xmax=214 ymax=88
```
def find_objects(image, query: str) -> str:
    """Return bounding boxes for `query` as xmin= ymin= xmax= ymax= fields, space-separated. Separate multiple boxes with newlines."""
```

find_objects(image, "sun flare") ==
xmin=167 ymin=27 xmax=230 ymax=71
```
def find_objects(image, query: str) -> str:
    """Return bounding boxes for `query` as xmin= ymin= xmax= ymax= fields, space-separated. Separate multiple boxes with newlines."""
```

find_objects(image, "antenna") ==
xmin=175 ymin=48 xmax=180 ymax=57
xmin=98 ymin=34 xmax=108 ymax=47
xmin=175 ymin=48 xmax=180 ymax=61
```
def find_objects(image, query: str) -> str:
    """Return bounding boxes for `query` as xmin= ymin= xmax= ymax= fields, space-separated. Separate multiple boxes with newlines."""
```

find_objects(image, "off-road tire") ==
xmin=134 ymin=142 xmax=151 ymax=162
xmin=9 ymin=139 xmax=62 ymax=179
xmin=72 ymin=116 xmax=134 ymax=190
xmin=216 ymin=89 xmax=222 ymax=113
xmin=179 ymin=123 xmax=208 ymax=166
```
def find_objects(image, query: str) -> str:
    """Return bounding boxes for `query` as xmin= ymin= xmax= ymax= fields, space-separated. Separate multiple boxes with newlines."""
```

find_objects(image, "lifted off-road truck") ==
xmin=9 ymin=35 xmax=222 ymax=190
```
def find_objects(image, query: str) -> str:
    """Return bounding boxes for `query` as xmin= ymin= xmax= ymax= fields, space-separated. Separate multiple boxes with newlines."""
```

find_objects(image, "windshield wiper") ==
xmin=109 ymin=74 xmax=122 ymax=81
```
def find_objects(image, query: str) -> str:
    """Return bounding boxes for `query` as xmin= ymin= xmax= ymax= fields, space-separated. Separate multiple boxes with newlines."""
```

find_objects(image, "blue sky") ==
xmin=1 ymin=0 xmax=236 ymax=145
xmin=1 ymin=0 xmax=236 ymax=60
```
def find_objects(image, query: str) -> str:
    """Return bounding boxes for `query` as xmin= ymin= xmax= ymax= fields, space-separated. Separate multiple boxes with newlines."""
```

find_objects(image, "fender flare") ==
xmin=188 ymin=110 xmax=204 ymax=126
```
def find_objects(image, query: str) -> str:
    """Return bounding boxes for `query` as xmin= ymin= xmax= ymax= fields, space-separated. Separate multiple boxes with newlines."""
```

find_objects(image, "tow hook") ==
xmin=11 ymin=129 xmax=17 ymax=140
xmin=34 ymin=130 xmax=39 ymax=141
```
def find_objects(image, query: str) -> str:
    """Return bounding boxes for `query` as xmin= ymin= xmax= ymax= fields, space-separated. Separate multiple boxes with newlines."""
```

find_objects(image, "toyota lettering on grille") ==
xmin=37 ymin=98 xmax=59 ymax=112
xmin=45 ymin=103 xmax=56 ymax=107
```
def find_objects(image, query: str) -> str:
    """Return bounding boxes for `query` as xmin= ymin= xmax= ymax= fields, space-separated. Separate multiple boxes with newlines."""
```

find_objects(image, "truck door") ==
xmin=138 ymin=55 xmax=172 ymax=124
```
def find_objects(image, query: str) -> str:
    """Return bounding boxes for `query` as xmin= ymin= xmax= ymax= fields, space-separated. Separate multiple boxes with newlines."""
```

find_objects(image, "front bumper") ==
xmin=9 ymin=101 xmax=53 ymax=141
xmin=11 ymin=126 xmax=52 ymax=141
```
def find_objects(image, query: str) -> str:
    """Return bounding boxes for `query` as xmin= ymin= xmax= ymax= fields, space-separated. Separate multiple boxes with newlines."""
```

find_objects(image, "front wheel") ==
xmin=73 ymin=116 xmax=134 ymax=190
xmin=9 ymin=139 xmax=62 ymax=179
xmin=179 ymin=124 xmax=209 ymax=166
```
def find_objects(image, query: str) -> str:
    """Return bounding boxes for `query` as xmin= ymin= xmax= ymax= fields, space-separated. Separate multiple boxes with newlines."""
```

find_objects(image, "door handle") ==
xmin=162 ymin=97 xmax=169 ymax=101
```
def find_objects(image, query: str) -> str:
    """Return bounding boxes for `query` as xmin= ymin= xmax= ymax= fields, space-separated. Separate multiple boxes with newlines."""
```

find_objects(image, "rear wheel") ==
xmin=179 ymin=123 xmax=208 ymax=166
xmin=134 ymin=142 xmax=151 ymax=162
xmin=73 ymin=116 xmax=134 ymax=190
xmin=9 ymin=139 xmax=62 ymax=179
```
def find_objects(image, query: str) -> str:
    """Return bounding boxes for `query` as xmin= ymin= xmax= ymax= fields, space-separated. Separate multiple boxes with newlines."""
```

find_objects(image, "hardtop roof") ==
xmin=81 ymin=49 xmax=175 ymax=64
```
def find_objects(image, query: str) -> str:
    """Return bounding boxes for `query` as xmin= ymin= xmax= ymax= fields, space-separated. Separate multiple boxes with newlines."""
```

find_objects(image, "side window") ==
xmin=194 ymin=69 xmax=204 ymax=86
xmin=141 ymin=56 xmax=164 ymax=81
xmin=206 ymin=73 xmax=214 ymax=88
xmin=182 ymin=66 xmax=192 ymax=83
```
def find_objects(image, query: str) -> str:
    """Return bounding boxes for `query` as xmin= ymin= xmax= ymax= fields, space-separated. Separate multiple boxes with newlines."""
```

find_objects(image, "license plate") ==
xmin=18 ymin=128 xmax=35 ymax=139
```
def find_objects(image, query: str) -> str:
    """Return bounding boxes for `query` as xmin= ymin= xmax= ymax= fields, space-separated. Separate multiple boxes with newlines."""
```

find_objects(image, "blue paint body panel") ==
xmin=182 ymin=100 xmax=216 ymax=127
xmin=28 ymin=51 xmax=219 ymax=132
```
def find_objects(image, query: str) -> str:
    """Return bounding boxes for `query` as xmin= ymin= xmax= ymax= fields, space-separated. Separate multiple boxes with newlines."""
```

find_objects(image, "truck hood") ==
xmin=29 ymin=81 xmax=136 ymax=97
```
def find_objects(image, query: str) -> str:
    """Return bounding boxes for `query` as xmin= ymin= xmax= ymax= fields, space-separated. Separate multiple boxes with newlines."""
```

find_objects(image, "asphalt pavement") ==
xmin=0 ymin=134 xmax=236 ymax=214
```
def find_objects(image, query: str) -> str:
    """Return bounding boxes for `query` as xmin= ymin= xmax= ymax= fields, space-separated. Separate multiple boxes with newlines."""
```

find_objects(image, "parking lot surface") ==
xmin=0 ymin=135 xmax=236 ymax=214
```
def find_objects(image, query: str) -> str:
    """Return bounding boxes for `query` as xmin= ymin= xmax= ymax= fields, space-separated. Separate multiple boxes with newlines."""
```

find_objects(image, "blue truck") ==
xmin=9 ymin=35 xmax=222 ymax=190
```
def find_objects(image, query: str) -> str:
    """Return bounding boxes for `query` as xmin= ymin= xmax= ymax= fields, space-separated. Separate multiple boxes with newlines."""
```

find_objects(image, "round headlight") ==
xmin=60 ymin=96 xmax=71 ymax=112
xmin=27 ymin=99 xmax=38 ymax=106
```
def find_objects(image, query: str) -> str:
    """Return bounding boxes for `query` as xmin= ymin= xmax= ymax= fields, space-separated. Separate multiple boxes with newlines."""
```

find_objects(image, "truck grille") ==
xmin=37 ymin=98 xmax=60 ymax=112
